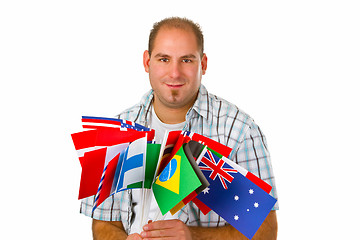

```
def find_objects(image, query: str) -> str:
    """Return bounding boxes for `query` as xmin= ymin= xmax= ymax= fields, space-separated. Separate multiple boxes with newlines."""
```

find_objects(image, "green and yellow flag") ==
xmin=144 ymin=143 xmax=161 ymax=189
xmin=152 ymin=145 xmax=202 ymax=215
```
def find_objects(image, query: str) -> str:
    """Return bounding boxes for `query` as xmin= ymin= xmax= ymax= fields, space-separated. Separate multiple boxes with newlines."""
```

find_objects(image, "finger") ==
xmin=141 ymin=228 xmax=176 ymax=239
xmin=143 ymin=219 xmax=178 ymax=231
xmin=127 ymin=233 xmax=143 ymax=240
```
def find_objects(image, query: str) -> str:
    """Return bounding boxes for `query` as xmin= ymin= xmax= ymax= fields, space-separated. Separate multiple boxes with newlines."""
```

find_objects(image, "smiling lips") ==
xmin=166 ymin=83 xmax=184 ymax=89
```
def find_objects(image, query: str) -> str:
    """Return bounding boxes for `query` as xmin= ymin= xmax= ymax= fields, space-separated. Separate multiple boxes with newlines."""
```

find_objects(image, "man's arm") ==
xmin=250 ymin=210 xmax=278 ymax=240
xmin=191 ymin=211 xmax=277 ymax=240
xmin=92 ymin=219 xmax=142 ymax=240
xmin=141 ymin=210 xmax=277 ymax=240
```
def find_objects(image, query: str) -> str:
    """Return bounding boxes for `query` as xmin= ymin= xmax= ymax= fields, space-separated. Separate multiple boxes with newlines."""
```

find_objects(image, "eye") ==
xmin=182 ymin=59 xmax=192 ymax=63
xmin=160 ymin=58 xmax=169 ymax=62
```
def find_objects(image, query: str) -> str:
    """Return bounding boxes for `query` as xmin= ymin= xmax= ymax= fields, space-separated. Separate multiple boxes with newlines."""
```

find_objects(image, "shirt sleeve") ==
xmin=80 ymin=191 xmax=129 ymax=222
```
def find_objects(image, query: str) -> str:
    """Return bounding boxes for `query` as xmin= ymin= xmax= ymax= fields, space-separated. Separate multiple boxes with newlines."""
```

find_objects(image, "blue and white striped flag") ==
xmin=92 ymin=136 xmax=148 ymax=212
xmin=115 ymin=136 xmax=147 ymax=192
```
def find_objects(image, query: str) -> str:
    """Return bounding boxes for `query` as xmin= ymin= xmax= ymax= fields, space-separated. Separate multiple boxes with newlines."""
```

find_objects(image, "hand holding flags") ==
xmin=71 ymin=116 xmax=277 ymax=239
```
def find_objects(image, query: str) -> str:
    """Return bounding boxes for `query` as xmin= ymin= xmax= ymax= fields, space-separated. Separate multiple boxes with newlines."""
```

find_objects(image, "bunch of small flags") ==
xmin=71 ymin=116 xmax=277 ymax=239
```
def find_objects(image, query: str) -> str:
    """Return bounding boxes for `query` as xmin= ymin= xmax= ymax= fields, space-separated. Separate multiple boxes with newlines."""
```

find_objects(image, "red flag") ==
xmin=192 ymin=197 xmax=212 ymax=214
xmin=155 ymin=130 xmax=182 ymax=176
xmin=93 ymin=152 xmax=121 ymax=207
xmin=71 ymin=129 xmax=151 ymax=199
xmin=189 ymin=132 xmax=232 ymax=157
xmin=78 ymin=148 xmax=107 ymax=199
xmin=82 ymin=117 xmax=123 ymax=129
xmin=71 ymin=129 xmax=98 ymax=152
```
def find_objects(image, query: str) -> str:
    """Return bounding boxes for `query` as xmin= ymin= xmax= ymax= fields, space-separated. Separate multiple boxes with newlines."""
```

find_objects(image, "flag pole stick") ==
xmin=141 ymin=188 xmax=152 ymax=227
xmin=151 ymin=131 xmax=169 ymax=223
xmin=139 ymin=135 xmax=148 ymax=231
xmin=153 ymin=208 xmax=163 ymax=222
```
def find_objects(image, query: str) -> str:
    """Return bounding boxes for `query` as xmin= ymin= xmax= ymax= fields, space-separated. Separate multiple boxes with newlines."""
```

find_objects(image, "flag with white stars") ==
xmin=196 ymin=149 xmax=277 ymax=239
xmin=81 ymin=116 xmax=152 ymax=132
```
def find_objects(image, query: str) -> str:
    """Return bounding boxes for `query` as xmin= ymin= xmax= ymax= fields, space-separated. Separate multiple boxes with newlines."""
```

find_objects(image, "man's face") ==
xmin=143 ymin=28 xmax=207 ymax=111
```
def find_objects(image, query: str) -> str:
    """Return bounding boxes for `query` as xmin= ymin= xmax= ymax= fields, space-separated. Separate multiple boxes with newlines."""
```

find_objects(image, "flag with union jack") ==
xmin=195 ymin=148 xmax=277 ymax=239
xmin=198 ymin=149 xmax=238 ymax=190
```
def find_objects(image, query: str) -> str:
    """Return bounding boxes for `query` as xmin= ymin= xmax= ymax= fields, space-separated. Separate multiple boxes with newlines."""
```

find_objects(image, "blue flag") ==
xmin=196 ymin=149 xmax=277 ymax=239
xmin=115 ymin=136 xmax=147 ymax=191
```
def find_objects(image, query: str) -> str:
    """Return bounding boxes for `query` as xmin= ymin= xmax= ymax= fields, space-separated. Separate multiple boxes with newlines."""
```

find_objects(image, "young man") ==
xmin=81 ymin=17 xmax=278 ymax=240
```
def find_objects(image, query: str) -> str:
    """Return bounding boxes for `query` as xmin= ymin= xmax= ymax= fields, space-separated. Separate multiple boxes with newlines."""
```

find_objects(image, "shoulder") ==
xmin=201 ymin=86 xmax=255 ymax=136
xmin=210 ymin=92 xmax=252 ymax=124
xmin=192 ymin=85 xmax=261 ymax=152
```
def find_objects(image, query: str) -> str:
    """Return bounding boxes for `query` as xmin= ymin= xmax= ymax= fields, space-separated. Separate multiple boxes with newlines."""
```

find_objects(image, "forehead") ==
xmin=152 ymin=28 xmax=200 ymax=56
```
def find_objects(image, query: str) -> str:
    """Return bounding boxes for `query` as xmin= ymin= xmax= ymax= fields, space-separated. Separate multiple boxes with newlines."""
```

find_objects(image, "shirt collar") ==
xmin=138 ymin=89 xmax=154 ymax=126
xmin=189 ymin=84 xmax=211 ymax=120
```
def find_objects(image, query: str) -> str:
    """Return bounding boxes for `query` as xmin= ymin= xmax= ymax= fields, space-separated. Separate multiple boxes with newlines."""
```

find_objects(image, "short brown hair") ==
xmin=148 ymin=17 xmax=204 ymax=57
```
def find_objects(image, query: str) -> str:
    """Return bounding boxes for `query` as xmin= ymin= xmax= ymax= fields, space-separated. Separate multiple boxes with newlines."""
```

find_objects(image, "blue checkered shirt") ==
xmin=80 ymin=84 xmax=279 ymax=233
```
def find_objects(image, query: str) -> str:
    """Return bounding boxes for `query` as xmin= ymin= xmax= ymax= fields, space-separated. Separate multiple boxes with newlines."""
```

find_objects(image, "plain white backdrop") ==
xmin=1 ymin=1 xmax=359 ymax=239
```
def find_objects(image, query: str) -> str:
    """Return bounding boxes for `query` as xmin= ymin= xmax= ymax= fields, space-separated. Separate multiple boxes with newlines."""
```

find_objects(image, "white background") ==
xmin=1 ymin=1 xmax=359 ymax=239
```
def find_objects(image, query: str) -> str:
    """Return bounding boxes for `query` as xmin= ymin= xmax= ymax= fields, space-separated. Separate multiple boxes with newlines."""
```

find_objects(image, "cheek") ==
xmin=149 ymin=65 xmax=167 ymax=80
xmin=185 ymin=65 xmax=202 ymax=79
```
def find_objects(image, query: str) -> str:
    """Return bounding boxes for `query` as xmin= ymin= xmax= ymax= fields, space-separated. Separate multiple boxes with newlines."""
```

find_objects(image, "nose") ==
xmin=169 ymin=61 xmax=181 ymax=79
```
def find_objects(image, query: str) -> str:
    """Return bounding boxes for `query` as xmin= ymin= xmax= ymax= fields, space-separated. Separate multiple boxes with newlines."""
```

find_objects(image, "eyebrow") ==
xmin=154 ymin=53 xmax=170 ymax=58
xmin=181 ymin=54 xmax=197 ymax=59
xmin=153 ymin=53 xmax=197 ymax=59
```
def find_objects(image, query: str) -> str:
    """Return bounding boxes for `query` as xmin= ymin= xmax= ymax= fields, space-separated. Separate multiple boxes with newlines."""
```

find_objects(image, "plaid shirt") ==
xmin=80 ymin=84 xmax=279 ymax=233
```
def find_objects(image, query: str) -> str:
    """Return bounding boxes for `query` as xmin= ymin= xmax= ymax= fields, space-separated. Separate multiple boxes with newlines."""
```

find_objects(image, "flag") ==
xmin=92 ymin=136 xmax=148 ymax=211
xmin=186 ymin=140 xmax=272 ymax=215
xmin=196 ymin=149 xmax=277 ymax=239
xmin=71 ymin=127 xmax=151 ymax=157
xmin=172 ymin=137 xmax=232 ymax=215
xmin=156 ymin=130 xmax=232 ymax=177
xmin=152 ymin=145 xmax=202 ymax=215
xmin=92 ymin=143 xmax=129 ymax=210
xmin=82 ymin=116 xmax=124 ymax=129
xmin=155 ymin=130 xmax=182 ymax=176
xmin=81 ymin=116 xmax=151 ymax=132
xmin=169 ymin=141 xmax=209 ymax=215
xmin=71 ymin=129 xmax=98 ymax=155
xmin=94 ymin=128 xmax=153 ymax=146
xmin=144 ymin=143 xmax=161 ymax=189
xmin=185 ymin=131 xmax=232 ymax=157
xmin=77 ymin=148 xmax=107 ymax=199
xmin=71 ymin=129 xmax=107 ymax=199
xmin=219 ymin=154 xmax=272 ymax=194
xmin=114 ymin=136 xmax=147 ymax=192
xmin=71 ymin=128 xmax=149 ymax=200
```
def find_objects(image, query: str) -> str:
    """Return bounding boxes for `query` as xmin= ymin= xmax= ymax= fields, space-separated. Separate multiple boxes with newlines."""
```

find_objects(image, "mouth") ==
xmin=165 ymin=83 xmax=184 ymax=89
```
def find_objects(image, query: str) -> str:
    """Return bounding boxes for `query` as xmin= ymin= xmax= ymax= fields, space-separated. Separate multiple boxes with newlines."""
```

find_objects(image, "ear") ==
xmin=201 ymin=53 xmax=208 ymax=75
xmin=143 ymin=50 xmax=150 ymax=73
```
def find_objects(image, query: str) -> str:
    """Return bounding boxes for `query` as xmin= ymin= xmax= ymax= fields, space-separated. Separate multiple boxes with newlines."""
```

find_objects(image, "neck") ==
xmin=152 ymin=100 xmax=191 ymax=124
